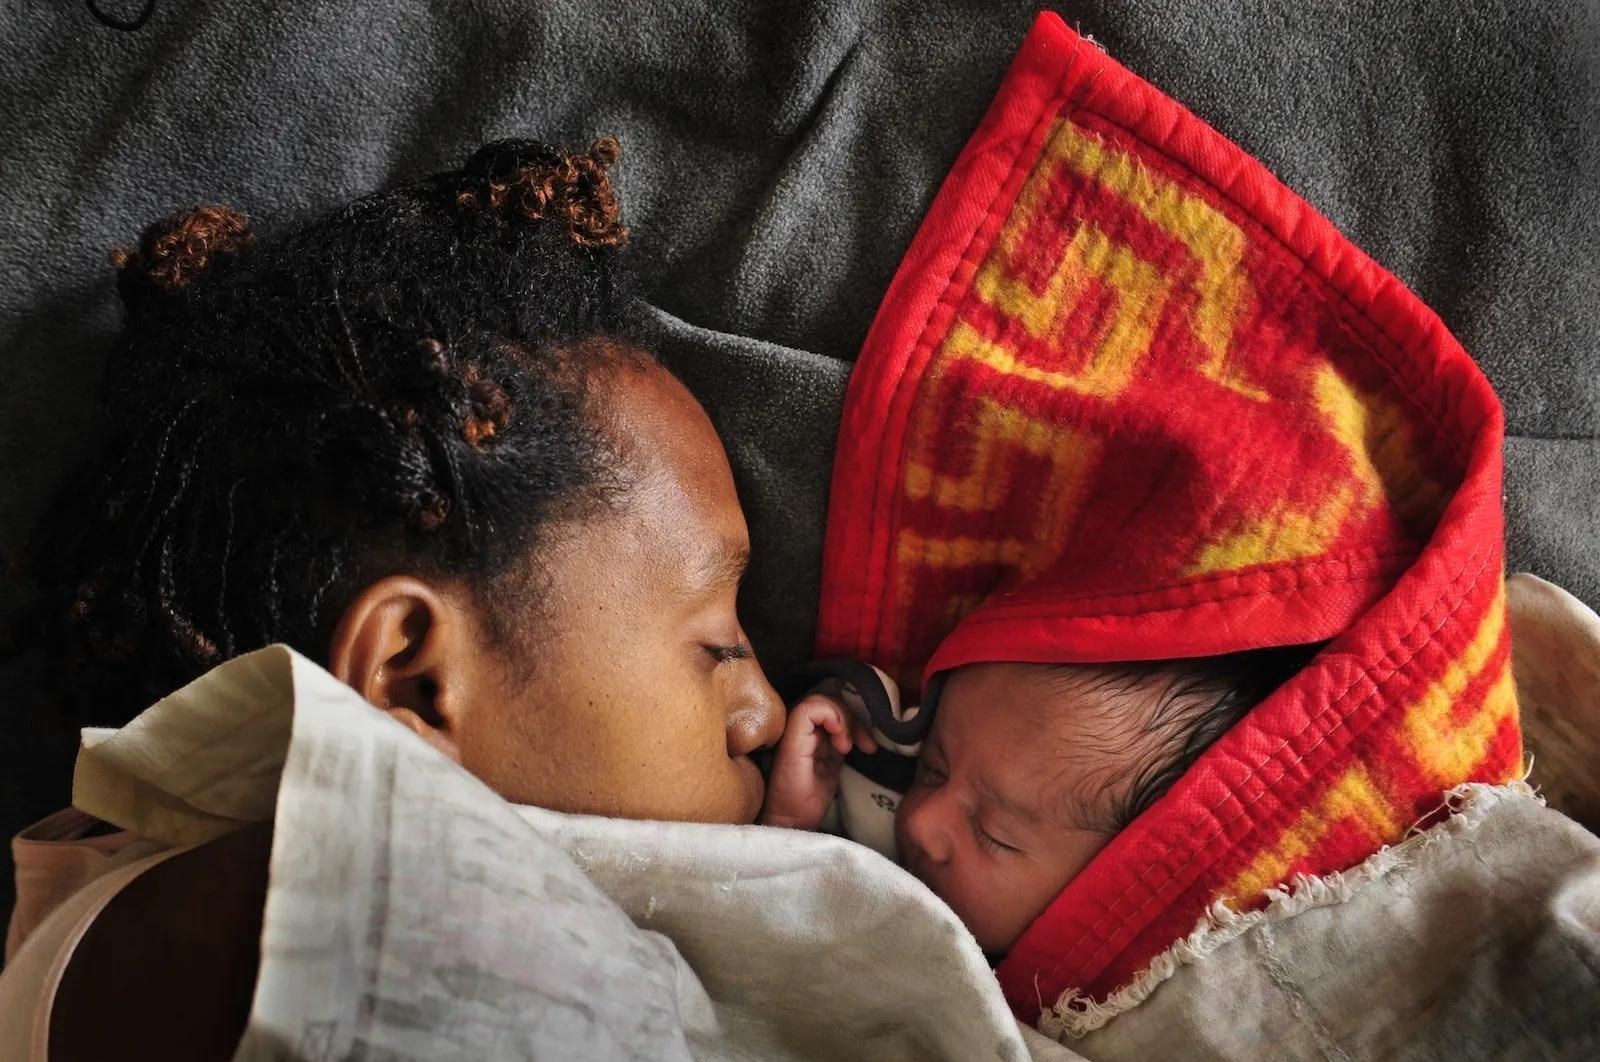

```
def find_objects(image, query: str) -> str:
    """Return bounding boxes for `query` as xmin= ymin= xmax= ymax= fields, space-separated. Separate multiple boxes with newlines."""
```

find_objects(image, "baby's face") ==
xmin=895 ymin=662 xmax=1141 ymax=955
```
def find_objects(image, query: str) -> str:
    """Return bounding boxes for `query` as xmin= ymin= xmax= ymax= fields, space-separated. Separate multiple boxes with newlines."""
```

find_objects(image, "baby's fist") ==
xmin=759 ymin=694 xmax=878 ymax=830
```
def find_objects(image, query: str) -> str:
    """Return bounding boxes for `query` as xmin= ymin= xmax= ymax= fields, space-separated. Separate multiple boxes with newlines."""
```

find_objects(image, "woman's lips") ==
xmin=735 ymin=756 xmax=765 ymax=821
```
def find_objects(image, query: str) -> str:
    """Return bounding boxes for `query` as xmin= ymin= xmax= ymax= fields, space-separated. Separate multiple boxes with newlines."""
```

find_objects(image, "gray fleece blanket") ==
xmin=1 ymin=0 xmax=1596 ymax=923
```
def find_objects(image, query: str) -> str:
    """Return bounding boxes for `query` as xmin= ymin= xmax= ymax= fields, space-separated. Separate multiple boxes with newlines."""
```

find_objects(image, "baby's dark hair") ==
xmin=1047 ymin=645 xmax=1323 ymax=835
xmin=21 ymin=136 xmax=642 ymax=725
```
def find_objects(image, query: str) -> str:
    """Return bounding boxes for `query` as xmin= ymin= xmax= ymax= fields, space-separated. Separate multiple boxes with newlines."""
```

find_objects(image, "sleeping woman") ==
xmin=27 ymin=135 xmax=787 ymax=822
xmin=3 ymin=137 xmax=798 ymax=1057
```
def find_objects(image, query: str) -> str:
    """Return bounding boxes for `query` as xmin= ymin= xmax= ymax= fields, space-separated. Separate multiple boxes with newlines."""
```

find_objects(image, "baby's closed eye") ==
xmin=969 ymin=811 xmax=1021 ymax=854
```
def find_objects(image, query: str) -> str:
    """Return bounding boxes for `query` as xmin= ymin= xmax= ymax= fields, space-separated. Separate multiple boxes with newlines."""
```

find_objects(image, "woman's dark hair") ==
xmin=23 ymin=136 xmax=642 ymax=725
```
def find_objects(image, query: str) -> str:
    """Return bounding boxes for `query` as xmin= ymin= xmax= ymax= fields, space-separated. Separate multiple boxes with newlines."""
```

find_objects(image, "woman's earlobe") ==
xmin=384 ymin=706 xmax=464 ymax=763
xmin=325 ymin=575 xmax=469 ymax=763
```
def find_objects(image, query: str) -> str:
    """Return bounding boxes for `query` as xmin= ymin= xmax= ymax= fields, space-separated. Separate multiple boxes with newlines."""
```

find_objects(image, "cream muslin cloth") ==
xmin=65 ymin=645 xmax=1081 ymax=1062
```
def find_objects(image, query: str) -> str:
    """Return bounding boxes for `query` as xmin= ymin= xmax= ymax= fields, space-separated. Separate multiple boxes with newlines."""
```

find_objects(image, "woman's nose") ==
xmin=726 ymin=669 xmax=785 ymax=757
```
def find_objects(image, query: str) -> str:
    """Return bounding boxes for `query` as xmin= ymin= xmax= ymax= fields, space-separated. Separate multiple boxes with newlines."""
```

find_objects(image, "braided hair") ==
xmin=25 ymin=137 xmax=642 ymax=725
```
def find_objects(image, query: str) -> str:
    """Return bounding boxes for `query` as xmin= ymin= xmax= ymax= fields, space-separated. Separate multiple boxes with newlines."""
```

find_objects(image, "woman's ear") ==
xmin=325 ymin=576 xmax=475 ymax=763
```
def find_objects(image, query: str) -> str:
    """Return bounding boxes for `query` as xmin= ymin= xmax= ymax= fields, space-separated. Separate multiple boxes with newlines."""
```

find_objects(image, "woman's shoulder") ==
xmin=2 ymin=822 xmax=271 ymax=1062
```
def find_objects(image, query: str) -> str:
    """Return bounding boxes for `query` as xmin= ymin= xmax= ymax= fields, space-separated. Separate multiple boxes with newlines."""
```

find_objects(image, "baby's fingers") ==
xmin=817 ymin=705 xmax=853 ymax=757
xmin=794 ymin=695 xmax=852 ymax=757
xmin=814 ymin=701 xmax=878 ymax=757
xmin=850 ymin=718 xmax=879 ymax=756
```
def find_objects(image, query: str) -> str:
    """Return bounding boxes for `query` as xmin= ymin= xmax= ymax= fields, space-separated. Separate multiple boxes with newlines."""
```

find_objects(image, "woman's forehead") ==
xmin=605 ymin=363 xmax=736 ymax=492
xmin=563 ymin=361 xmax=749 ymax=589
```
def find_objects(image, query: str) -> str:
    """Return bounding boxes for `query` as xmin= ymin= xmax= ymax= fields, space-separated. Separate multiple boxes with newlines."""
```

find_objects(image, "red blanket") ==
xmin=816 ymin=11 xmax=1520 ymax=1021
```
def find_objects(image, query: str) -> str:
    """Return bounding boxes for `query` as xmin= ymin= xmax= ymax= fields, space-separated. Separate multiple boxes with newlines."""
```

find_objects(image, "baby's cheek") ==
xmin=944 ymin=889 xmax=1019 ymax=955
xmin=973 ymin=866 xmax=1076 ymax=954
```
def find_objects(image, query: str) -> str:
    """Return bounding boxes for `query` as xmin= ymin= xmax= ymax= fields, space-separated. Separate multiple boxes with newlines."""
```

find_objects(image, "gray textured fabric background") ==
xmin=2 ymin=0 xmax=1596 ymax=925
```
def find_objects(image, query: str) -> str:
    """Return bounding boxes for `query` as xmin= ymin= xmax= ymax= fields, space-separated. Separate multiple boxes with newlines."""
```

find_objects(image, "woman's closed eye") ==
xmin=702 ymin=641 xmax=753 ymax=665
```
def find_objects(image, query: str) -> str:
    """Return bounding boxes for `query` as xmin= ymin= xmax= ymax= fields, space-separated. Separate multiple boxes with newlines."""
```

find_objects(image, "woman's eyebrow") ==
xmin=692 ymin=538 xmax=750 ymax=592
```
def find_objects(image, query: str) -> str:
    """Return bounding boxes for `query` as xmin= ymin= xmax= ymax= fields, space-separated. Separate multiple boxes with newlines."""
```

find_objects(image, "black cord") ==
xmin=87 ymin=0 xmax=158 ymax=31
xmin=776 ymin=658 xmax=936 ymax=746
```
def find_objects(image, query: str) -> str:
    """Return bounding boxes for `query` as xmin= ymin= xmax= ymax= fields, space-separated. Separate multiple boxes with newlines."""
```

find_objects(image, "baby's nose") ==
xmin=899 ymin=800 xmax=952 ymax=869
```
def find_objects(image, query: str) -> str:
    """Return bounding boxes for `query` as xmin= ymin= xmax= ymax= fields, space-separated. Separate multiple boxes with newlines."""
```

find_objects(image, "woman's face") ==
xmin=454 ymin=360 xmax=787 ymax=823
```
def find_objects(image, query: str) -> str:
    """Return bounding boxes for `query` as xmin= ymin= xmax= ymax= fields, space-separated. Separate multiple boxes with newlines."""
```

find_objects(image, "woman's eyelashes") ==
xmin=702 ymin=641 xmax=754 ymax=665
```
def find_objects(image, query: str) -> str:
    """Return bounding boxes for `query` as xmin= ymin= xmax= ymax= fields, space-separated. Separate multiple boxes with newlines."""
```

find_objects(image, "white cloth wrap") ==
xmin=60 ymin=645 xmax=1600 ymax=1060
xmin=71 ymin=646 xmax=1079 ymax=1062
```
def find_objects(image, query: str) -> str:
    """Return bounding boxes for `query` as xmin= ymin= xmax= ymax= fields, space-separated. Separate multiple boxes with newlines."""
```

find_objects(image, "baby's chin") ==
xmin=934 ymin=888 xmax=1031 ymax=957
xmin=962 ymin=911 xmax=1019 ymax=956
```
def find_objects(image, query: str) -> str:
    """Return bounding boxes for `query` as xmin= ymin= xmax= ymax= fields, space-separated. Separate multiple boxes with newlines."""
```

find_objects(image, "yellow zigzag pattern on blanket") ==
xmin=971 ymin=120 xmax=1263 ymax=400
xmin=902 ymin=397 xmax=1101 ymax=578
xmin=1221 ymin=763 xmax=1400 ymax=910
xmin=887 ymin=114 xmax=1453 ymax=690
xmin=898 ymin=118 xmax=1268 ymax=605
xmin=1187 ymin=365 xmax=1440 ymax=576
xmin=1404 ymin=589 xmax=1517 ymax=785
xmin=972 ymin=223 xmax=1175 ymax=399
xmin=1221 ymin=585 xmax=1514 ymax=907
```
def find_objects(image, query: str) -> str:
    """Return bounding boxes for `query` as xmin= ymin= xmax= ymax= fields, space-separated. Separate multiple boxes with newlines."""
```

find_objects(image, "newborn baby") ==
xmin=760 ymin=647 xmax=1315 ymax=954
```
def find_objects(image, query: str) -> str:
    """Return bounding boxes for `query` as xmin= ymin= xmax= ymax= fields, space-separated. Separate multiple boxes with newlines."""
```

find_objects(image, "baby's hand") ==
xmin=759 ymin=694 xmax=879 ymax=831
